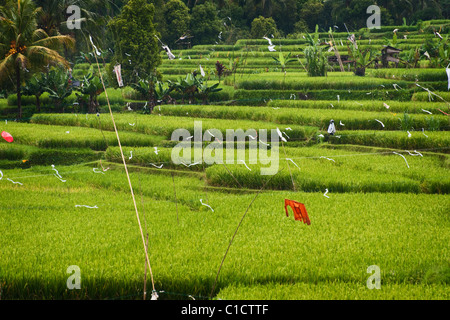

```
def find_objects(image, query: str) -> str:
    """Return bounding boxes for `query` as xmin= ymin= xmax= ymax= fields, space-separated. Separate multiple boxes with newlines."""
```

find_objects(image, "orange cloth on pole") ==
xmin=284 ymin=199 xmax=311 ymax=225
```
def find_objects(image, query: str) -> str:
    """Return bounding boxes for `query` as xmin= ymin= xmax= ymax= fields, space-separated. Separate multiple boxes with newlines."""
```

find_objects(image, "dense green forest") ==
xmin=1 ymin=0 xmax=449 ymax=51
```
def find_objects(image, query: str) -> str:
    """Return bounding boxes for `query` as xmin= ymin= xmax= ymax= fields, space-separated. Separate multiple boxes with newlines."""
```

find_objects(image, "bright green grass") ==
xmin=203 ymin=144 xmax=450 ymax=193
xmin=1 ymin=121 xmax=165 ymax=150
xmin=29 ymin=113 xmax=318 ymax=141
xmin=229 ymin=72 xmax=412 ymax=91
xmin=156 ymin=104 xmax=450 ymax=131
xmin=0 ymin=165 xmax=448 ymax=299
xmin=216 ymin=282 xmax=450 ymax=300
xmin=267 ymin=99 xmax=450 ymax=115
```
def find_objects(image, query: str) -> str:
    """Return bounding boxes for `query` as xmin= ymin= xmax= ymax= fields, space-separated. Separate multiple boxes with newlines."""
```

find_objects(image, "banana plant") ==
xmin=22 ymin=74 xmax=46 ymax=113
xmin=303 ymin=25 xmax=328 ymax=77
xmin=44 ymin=68 xmax=73 ymax=113
xmin=169 ymin=73 xmax=200 ymax=104
xmin=131 ymin=73 xmax=159 ymax=112
xmin=197 ymin=81 xmax=222 ymax=104
xmin=154 ymin=81 xmax=174 ymax=106
xmin=272 ymin=52 xmax=296 ymax=73
xmin=77 ymin=72 xmax=104 ymax=113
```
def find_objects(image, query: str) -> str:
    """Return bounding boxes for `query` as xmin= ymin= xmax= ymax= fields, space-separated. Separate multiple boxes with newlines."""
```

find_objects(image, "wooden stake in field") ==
xmin=328 ymin=31 xmax=345 ymax=72
xmin=171 ymin=172 xmax=179 ymax=224
xmin=143 ymin=233 xmax=149 ymax=300
xmin=89 ymin=35 xmax=157 ymax=297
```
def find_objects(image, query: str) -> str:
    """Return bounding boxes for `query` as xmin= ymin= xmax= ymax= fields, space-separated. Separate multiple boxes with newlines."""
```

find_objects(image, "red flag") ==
xmin=1 ymin=131 xmax=13 ymax=143
xmin=284 ymin=199 xmax=311 ymax=225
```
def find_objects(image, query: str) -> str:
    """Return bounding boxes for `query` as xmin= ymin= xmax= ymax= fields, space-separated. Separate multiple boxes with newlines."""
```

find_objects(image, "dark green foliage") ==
xmin=250 ymin=16 xmax=279 ymax=39
xmin=304 ymin=26 xmax=328 ymax=77
xmin=189 ymin=1 xmax=222 ymax=45
xmin=107 ymin=0 xmax=162 ymax=85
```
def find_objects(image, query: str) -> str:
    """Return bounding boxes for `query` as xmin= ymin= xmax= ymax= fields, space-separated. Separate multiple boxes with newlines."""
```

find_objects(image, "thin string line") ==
xmin=209 ymin=167 xmax=285 ymax=299
xmin=90 ymin=39 xmax=156 ymax=294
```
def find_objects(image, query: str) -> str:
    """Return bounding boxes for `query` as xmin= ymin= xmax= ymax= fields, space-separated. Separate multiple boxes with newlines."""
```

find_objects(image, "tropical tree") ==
xmin=77 ymin=71 xmax=104 ymax=113
xmin=132 ymin=73 xmax=160 ymax=113
xmin=250 ymin=16 xmax=279 ymax=39
xmin=44 ymin=67 xmax=73 ymax=113
xmin=107 ymin=0 xmax=161 ymax=86
xmin=190 ymin=1 xmax=223 ymax=45
xmin=22 ymin=73 xmax=46 ymax=113
xmin=163 ymin=0 xmax=191 ymax=47
xmin=0 ymin=0 xmax=75 ymax=118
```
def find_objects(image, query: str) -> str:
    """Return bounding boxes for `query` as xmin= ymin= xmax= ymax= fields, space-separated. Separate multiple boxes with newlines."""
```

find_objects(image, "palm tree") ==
xmin=0 ymin=0 xmax=75 ymax=119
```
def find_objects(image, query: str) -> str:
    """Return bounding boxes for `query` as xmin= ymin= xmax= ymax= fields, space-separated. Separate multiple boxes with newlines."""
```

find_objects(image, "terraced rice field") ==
xmin=0 ymin=24 xmax=449 ymax=301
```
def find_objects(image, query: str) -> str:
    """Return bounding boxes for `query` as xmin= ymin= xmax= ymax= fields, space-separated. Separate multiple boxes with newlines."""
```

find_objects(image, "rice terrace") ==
xmin=0 ymin=0 xmax=449 ymax=303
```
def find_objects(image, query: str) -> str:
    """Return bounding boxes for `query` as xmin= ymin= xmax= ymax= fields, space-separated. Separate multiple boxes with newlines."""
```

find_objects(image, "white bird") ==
xmin=421 ymin=109 xmax=432 ymax=114
xmin=393 ymin=28 xmax=399 ymax=33
xmin=407 ymin=131 xmax=412 ymax=138
xmin=149 ymin=163 xmax=163 ymax=169
xmin=268 ymin=45 xmax=276 ymax=52
xmin=339 ymin=121 xmax=345 ymax=126
xmin=383 ymin=103 xmax=390 ymax=109
xmin=154 ymin=147 xmax=159 ymax=155
xmin=435 ymin=31 xmax=443 ymax=40
xmin=129 ymin=151 xmax=133 ymax=160
xmin=323 ymin=189 xmax=330 ymax=198
xmin=422 ymin=128 xmax=428 ymax=138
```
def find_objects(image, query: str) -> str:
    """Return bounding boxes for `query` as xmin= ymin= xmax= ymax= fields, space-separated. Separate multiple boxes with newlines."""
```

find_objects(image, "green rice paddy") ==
xmin=0 ymin=26 xmax=449 ymax=301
